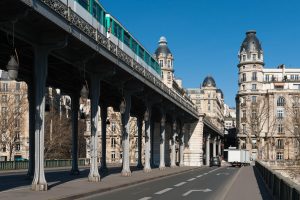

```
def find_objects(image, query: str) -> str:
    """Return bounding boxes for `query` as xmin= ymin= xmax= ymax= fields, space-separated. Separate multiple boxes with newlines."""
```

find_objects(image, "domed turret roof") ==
xmin=216 ymin=89 xmax=224 ymax=99
xmin=154 ymin=36 xmax=172 ymax=56
xmin=239 ymin=30 xmax=262 ymax=53
xmin=202 ymin=76 xmax=216 ymax=87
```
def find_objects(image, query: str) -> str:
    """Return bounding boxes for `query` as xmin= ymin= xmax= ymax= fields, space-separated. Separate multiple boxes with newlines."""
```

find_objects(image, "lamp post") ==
xmin=7 ymin=54 xmax=19 ymax=80
xmin=119 ymin=98 xmax=126 ymax=115
xmin=80 ymin=84 xmax=89 ymax=99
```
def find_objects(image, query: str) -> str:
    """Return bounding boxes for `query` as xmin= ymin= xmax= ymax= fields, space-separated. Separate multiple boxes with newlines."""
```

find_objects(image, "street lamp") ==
xmin=144 ymin=108 xmax=149 ymax=121
xmin=119 ymin=98 xmax=126 ymax=114
xmin=80 ymin=83 xmax=89 ymax=99
xmin=7 ymin=53 xmax=19 ymax=80
xmin=7 ymin=22 xmax=19 ymax=80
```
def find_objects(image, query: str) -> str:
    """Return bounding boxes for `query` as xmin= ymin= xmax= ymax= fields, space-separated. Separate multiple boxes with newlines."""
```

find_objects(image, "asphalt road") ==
xmin=82 ymin=166 xmax=240 ymax=200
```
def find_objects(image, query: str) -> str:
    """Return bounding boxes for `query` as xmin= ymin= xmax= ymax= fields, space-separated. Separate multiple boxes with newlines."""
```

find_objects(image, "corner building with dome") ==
xmin=236 ymin=30 xmax=300 ymax=161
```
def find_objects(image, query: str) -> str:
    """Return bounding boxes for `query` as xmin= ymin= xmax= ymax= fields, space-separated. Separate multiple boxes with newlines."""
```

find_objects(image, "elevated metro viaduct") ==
xmin=0 ymin=0 xmax=223 ymax=191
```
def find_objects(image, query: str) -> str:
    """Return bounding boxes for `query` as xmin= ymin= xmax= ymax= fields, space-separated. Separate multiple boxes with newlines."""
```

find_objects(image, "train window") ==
xmin=131 ymin=40 xmax=137 ymax=53
xmin=77 ymin=0 xmax=89 ymax=10
xmin=138 ymin=46 xmax=144 ymax=59
xmin=113 ymin=22 xmax=122 ymax=39
xmin=124 ymin=32 xmax=130 ymax=47
xmin=144 ymin=53 xmax=150 ymax=65
xmin=92 ymin=3 xmax=104 ymax=24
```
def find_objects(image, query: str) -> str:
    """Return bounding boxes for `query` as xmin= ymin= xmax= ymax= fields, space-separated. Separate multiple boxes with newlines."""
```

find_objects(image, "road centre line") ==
xmin=154 ymin=188 xmax=173 ymax=195
xmin=187 ymin=178 xmax=196 ymax=181
xmin=196 ymin=175 xmax=203 ymax=178
xmin=174 ymin=182 xmax=187 ymax=187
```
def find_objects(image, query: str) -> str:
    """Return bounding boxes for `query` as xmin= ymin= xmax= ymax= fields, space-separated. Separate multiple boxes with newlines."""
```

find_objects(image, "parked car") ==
xmin=210 ymin=156 xmax=221 ymax=167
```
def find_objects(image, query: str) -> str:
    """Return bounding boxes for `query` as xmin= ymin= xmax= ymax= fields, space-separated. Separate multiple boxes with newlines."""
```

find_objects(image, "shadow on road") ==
xmin=0 ymin=165 xmax=144 ymax=192
xmin=253 ymin=166 xmax=273 ymax=200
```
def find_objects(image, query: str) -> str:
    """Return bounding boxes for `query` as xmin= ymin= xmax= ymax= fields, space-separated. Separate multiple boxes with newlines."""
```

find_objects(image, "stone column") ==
xmin=100 ymin=104 xmax=108 ymax=172
xmin=71 ymin=93 xmax=80 ymax=175
xmin=213 ymin=137 xmax=217 ymax=157
xmin=218 ymin=139 xmax=222 ymax=156
xmin=206 ymin=134 xmax=210 ymax=166
xmin=121 ymin=93 xmax=132 ymax=176
xmin=144 ymin=104 xmax=152 ymax=172
xmin=179 ymin=124 xmax=185 ymax=167
xmin=159 ymin=113 xmax=166 ymax=170
xmin=88 ymin=75 xmax=101 ymax=182
xmin=27 ymin=82 xmax=35 ymax=178
xmin=136 ymin=115 xmax=143 ymax=169
xmin=170 ymin=119 xmax=177 ymax=168
xmin=32 ymin=47 xmax=48 ymax=191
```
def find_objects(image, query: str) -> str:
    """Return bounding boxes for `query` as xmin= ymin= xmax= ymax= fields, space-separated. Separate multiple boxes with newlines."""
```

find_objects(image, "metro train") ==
xmin=60 ymin=0 xmax=162 ymax=78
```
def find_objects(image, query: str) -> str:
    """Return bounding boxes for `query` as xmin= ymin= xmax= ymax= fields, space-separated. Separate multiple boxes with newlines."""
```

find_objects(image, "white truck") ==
xmin=224 ymin=147 xmax=250 ymax=167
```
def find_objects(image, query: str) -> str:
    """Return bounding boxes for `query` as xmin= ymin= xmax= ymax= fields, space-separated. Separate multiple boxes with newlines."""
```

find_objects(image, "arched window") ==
xmin=277 ymin=97 xmax=285 ymax=107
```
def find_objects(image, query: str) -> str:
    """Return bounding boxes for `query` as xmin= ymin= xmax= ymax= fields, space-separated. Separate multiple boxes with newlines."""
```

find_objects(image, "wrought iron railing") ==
xmin=0 ymin=159 xmax=87 ymax=170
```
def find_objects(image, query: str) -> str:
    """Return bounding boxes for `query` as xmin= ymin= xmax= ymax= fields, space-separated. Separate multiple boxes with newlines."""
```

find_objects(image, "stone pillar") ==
xmin=206 ymin=134 xmax=210 ymax=166
xmin=88 ymin=75 xmax=101 ymax=182
xmin=100 ymin=104 xmax=108 ymax=172
xmin=184 ymin=116 xmax=204 ymax=166
xmin=144 ymin=105 xmax=152 ymax=172
xmin=31 ymin=47 xmax=48 ymax=191
xmin=27 ymin=82 xmax=35 ymax=178
xmin=159 ymin=113 xmax=166 ymax=170
xmin=213 ymin=137 xmax=217 ymax=157
xmin=218 ymin=139 xmax=222 ymax=156
xmin=170 ymin=119 xmax=177 ymax=168
xmin=179 ymin=125 xmax=185 ymax=167
xmin=150 ymin=119 xmax=155 ymax=167
xmin=121 ymin=93 xmax=132 ymax=176
xmin=71 ymin=93 xmax=80 ymax=175
xmin=136 ymin=115 xmax=143 ymax=169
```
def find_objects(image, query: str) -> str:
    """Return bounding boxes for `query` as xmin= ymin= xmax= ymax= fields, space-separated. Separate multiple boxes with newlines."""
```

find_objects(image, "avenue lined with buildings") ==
xmin=0 ymin=0 xmax=300 ymax=200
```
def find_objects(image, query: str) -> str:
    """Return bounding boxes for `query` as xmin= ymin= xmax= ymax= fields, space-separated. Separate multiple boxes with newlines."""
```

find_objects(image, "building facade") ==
xmin=186 ymin=76 xmax=225 ymax=165
xmin=236 ymin=30 xmax=300 ymax=161
xmin=0 ymin=70 xmax=29 ymax=161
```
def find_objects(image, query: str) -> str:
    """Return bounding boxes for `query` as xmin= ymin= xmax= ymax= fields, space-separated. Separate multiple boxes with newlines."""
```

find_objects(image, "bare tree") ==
xmin=283 ymin=95 xmax=300 ymax=159
xmin=44 ymin=107 xmax=72 ymax=159
xmin=243 ymin=96 xmax=277 ymax=159
xmin=0 ymin=82 xmax=28 ymax=161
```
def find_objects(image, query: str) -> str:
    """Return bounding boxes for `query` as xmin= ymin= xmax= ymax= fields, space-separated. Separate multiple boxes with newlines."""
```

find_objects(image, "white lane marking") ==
xmin=187 ymin=178 xmax=196 ymax=181
xmin=203 ymin=173 xmax=208 ymax=175
xmin=196 ymin=175 xmax=203 ymax=178
xmin=216 ymin=172 xmax=229 ymax=176
xmin=155 ymin=188 xmax=173 ymax=195
xmin=174 ymin=182 xmax=187 ymax=187
xmin=138 ymin=197 xmax=152 ymax=200
xmin=182 ymin=189 xmax=212 ymax=197
xmin=208 ymin=168 xmax=220 ymax=173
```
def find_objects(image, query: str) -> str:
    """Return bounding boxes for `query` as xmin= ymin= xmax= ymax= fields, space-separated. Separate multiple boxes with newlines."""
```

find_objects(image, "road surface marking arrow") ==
xmin=182 ymin=189 xmax=212 ymax=197
xmin=216 ymin=173 xmax=229 ymax=176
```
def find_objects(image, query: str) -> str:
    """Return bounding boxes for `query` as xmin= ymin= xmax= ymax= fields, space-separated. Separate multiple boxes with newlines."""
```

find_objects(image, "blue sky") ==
xmin=100 ymin=0 xmax=300 ymax=107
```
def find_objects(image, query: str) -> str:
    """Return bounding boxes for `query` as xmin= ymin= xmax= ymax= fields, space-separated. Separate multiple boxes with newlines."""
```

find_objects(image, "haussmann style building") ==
xmin=236 ymin=30 xmax=300 ymax=161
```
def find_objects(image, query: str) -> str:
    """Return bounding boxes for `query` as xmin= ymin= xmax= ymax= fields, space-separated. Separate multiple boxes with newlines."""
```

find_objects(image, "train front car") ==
xmin=105 ymin=14 xmax=162 ymax=79
xmin=59 ymin=0 xmax=107 ymax=37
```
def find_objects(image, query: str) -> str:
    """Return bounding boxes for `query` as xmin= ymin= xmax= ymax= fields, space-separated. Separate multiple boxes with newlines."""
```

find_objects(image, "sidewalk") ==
xmin=0 ymin=166 xmax=199 ymax=200
xmin=224 ymin=165 xmax=273 ymax=200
